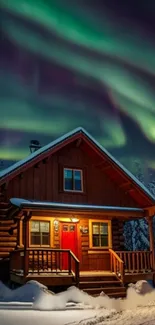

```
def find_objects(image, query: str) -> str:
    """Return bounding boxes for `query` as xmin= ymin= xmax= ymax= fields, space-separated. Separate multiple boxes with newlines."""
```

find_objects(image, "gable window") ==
xmin=30 ymin=221 xmax=50 ymax=246
xmin=89 ymin=220 xmax=111 ymax=248
xmin=64 ymin=168 xmax=83 ymax=192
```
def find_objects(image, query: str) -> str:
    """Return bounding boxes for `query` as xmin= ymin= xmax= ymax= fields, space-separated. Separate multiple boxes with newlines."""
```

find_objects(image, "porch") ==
xmin=10 ymin=248 xmax=154 ymax=292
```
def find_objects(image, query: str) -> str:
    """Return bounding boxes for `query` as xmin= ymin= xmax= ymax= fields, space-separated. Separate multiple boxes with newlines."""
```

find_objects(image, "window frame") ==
xmin=89 ymin=219 xmax=112 ymax=249
xmin=63 ymin=168 xmax=83 ymax=192
xmin=29 ymin=218 xmax=52 ymax=247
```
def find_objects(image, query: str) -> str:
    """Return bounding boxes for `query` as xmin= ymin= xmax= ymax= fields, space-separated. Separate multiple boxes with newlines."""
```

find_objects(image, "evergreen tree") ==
xmin=124 ymin=160 xmax=154 ymax=251
xmin=124 ymin=221 xmax=133 ymax=250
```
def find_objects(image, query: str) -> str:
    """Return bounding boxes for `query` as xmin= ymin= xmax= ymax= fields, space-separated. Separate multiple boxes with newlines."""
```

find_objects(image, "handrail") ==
xmin=116 ymin=250 xmax=152 ymax=273
xmin=70 ymin=250 xmax=80 ymax=263
xmin=10 ymin=248 xmax=80 ymax=286
xmin=26 ymin=248 xmax=71 ymax=252
xmin=116 ymin=250 xmax=151 ymax=253
xmin=69 ymin=250 xmax=80 ymax=285
xmin=109 ymin=249 xmax=124 ymax=283
xmin=109 ymin=249 xmax=124 ymax=264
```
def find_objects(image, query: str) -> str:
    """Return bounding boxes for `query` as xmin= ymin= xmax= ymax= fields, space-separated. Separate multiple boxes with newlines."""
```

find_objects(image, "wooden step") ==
xmin=79 ymin=280 xmax=121 ymax=288
xmin=105 ymin=291 xmax=126 ymax=298
xmin=80 ymin=275 xmax=117 ymax=282
xmin=83 ymin=287 xmax=126 ymax=297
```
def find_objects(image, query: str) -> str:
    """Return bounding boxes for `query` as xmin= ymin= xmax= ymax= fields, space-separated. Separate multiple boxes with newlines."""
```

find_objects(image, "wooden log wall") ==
xmin=112 ymin=219 xmax=124 ymax=251
xmin=79 ymin=217 xmax=111 ymax=271
xmin=0 ymin=201 xmax=17 ymax=259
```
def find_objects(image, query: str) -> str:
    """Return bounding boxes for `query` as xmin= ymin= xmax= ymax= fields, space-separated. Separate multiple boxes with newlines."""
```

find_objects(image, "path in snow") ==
xmin=1 ymin=306 xmax=155 ymax=325
xmin=98 ymin=306 xmax=155 ymax=325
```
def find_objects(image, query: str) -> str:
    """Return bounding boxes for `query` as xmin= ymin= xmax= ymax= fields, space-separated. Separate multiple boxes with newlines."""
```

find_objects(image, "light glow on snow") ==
xmin=0 ymin=280 xmax=155 ymax=325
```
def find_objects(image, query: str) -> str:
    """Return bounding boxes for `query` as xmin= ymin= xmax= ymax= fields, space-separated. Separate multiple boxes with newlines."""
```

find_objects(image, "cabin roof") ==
xmin=10 ymin=198 xmax=144 ymax=214
xmin=1 ymin=127 xmax=155 ymax=205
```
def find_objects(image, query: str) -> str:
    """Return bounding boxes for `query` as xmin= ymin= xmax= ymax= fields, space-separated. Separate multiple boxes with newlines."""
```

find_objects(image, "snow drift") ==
xmin=33 ymin=285 xmax=120 ymax=311
xmin=0 ymin=280 xmax=48 ymax=303
xmin=0 ymin=279 xmax=155 ymax=312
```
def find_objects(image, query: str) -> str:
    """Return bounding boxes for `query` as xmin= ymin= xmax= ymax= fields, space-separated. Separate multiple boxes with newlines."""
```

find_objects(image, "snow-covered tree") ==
xmin=124 ymin=221 xmax=133 ymax=250
xmin=124 ymin=160 xmax=154 ymax=251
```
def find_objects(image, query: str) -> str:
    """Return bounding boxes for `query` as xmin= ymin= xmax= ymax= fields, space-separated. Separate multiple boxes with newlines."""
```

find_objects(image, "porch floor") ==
xmin=10 ymin=270 xmax=115 ymax=286
xmin=10 ymin=268 xmax=155 ymax=291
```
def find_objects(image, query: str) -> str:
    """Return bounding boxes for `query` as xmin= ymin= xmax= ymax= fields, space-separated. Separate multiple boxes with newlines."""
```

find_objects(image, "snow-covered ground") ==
xmin=0 ymin=280 xmax=155 ymax=325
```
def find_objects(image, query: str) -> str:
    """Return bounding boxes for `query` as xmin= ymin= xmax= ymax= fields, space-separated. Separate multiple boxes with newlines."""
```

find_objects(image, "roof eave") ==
xmin=19 ymin=204 xmax=144 ymax=218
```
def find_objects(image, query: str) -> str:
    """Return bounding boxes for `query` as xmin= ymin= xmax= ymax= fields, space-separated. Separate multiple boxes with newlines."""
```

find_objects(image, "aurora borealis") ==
xmin=0 ymin=1 xmax=155 ymax=173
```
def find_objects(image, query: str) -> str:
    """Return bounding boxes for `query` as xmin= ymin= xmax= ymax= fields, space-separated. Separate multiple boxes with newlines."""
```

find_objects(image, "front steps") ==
xmin=79 ymin=273 xmax=126 ymax=298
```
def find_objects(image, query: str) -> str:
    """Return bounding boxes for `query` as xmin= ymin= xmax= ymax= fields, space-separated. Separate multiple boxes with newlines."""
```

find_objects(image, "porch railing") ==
xmin=109 ymin=249 xmax=124 ymax=282
xmin=10 ymin=248 xmax=80 ymax=285
xmin=116 ymin=251 xmax=152 ymax=273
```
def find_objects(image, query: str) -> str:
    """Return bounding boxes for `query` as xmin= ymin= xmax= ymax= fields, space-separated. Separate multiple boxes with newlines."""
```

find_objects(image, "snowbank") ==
xmin=33 ymin=285 xmax=120 ymax=311
xmin=1 ymin=280 xmax=155 ymax=325
xmin=128 ymin=280 xmax=153 ymax=294
xmin=0 ymin=279 xmax=155 ymax=313
xmin=0 ymin=280 xmax=49 ymax=303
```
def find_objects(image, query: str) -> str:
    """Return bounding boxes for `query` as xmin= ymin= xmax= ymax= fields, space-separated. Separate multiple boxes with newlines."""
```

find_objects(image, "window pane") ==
xmin=74 ymin=170 xmax=82 ymax=191
xmin=91 ymin=222 xmax=109 ymax=247
xmin=100 ymin=223 xmax=108 ymax=235
xmin=31 ymin=221 xmax=39 ymax=232
xmin=101 ymin=235 xmax=108 ymax=246
xmin=92 ymin=223 xmax=99 ymax=234
xmin=65 ymin=179 xmax=73 ymax=190
xmin=64 ymin=169 xmax=72 ymax=179
xmin=31 ymin=233 xmax=41 ymax=245
xmin=63 ymin=225 xmax=68 ymax=232
xmin=40 ymin=222 xmax=49 ymax=233
xmin=42 ymin=233 xmax=50 ymax=245
xmin=74 ymin=170 xmax=81 ymax=180
xmin=64 ymin=169 xmax=73 ymax=190
xmin=93 ymin=235 xmax=100 ymax=247
xmin=70 ymin=225 xmax=75 ymax=232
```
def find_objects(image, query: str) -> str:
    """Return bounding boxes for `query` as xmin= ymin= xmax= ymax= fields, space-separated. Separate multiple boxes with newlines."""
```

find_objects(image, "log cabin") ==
xmin=0 ymin=127 xmax=155 ymax=298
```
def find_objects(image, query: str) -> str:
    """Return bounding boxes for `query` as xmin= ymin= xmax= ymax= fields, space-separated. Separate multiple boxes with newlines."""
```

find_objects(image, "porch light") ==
xmin=54 ymin=219 xmax=59 ymax=232
xmin=70 ymin=218 xmax=79 ymax=223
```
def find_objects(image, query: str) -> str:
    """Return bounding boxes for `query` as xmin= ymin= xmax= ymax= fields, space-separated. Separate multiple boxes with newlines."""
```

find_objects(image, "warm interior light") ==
xmin=70 ymin=218 xmax=79 ymax=223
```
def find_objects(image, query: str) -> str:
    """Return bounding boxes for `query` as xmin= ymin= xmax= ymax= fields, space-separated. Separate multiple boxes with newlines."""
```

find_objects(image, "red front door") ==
xmin=61 ymin=223 xmax=78 ymax=270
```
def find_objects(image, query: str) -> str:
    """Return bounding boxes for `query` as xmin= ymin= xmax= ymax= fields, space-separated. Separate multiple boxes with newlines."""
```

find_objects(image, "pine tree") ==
xmin=124 ymin=221 xmax=133 ymax=250
xmin=124 ymin=160 xmax=154 ymax=251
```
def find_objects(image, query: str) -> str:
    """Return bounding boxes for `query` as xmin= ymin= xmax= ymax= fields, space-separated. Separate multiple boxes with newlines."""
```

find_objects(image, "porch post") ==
xmin=16 ymin=219 xmax=20 ymax=248
xmin=147 ymin=216 xmax=155 ymax=270
xmin=23 ymin=211 xmax=31 ymax=276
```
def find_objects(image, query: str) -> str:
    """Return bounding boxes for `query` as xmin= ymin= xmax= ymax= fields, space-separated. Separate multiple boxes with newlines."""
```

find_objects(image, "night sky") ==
xmin=0 ymin=1 xmax=155 ymax=174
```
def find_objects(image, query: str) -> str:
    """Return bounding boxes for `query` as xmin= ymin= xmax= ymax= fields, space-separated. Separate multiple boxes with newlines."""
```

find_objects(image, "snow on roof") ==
xmin=1 ymin=127 xmax=155 ymax=202
xmin=0 ymin=127 xmax=83 ymax=180
xmin=10 ymin=198 xmax=144 ymax=213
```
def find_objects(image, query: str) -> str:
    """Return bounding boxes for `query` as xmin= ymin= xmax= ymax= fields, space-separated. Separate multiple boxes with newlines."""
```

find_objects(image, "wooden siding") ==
xmin=5 ymin=143 xmax=138 ymax=207
xmin=51 ymin=216 xmax=118 ymax=271
xmin=112 ymin=219 xmax=124 ymax=251
xmin=0 ymin=141 xmax=138 ymax=261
